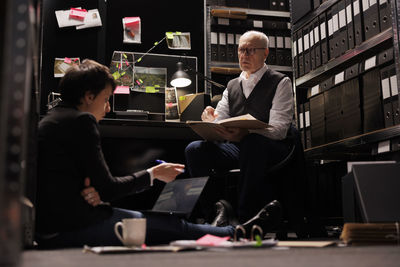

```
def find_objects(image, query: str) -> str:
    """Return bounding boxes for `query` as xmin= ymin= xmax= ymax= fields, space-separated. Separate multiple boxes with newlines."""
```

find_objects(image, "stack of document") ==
xmin=340 ymin=223 xmax=400 ymax=245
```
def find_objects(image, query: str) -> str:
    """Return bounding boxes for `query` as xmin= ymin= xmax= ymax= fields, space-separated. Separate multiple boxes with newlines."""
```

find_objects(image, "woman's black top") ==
xmin=36 ymin=103 xmax=151 ymax=234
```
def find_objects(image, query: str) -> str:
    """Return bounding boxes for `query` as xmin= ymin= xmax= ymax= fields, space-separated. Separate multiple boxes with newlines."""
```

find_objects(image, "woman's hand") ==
xmin=81 ymin=177 xmax=102 ymax=207
xmin=150 ymin=163 xmax=185 ymax=183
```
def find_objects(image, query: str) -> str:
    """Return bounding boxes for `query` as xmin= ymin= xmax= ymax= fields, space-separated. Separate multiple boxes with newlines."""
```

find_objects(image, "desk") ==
xmin=99 ymin=119 xmax=200 ymax=140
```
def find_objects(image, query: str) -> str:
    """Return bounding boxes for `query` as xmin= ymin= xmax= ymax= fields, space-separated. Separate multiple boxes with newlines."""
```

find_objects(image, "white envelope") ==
xmin=76 ymin=9 xmax=102 ymax=30
xmin=55 ymin=8 xmax=85 ymax=28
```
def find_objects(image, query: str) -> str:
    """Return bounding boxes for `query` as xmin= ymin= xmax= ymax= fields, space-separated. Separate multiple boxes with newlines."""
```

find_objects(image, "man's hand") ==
xmin=150 ymin=163 xmax=185 ymax=183
xmin=81 ymin=177 xmax=102 ymax=207
xmin=201 ymin=106 xmax=218 ymax=122
xmin=215 ymin=127 xmax=249 ymax=142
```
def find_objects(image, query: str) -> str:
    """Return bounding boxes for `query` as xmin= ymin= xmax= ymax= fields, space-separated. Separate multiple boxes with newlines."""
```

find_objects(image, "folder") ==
xmin=320 ymin=76 xmax=334 ymax=92
xmin=331 ymin=3 xmax=341 ymax=58
xmin=345 ymin=0 xmax=355 ymax=50
xmin=337 ymin=0 xmax=349 ymax=55
xmin=380 ymin=66 xmax=394 ymax=127
xmin=284 ymin=36 xmax=292 ymax=66
xmin=313 ymin=18 xmax=322 ymax=68
xmin=319 ymin=13 xmax=329 ymax=64
xmin=362 ymin=68 xmax=384 ymax=132
xmin=362 ymin=0 xmax=380 ymax=41
xmin=235 ymin=34 xmax=241 ymax=62
xmin=378 ymin=47 xmax=394 ymax=66
xmin=302 ymin=26 xmax=311 ymax=73
xmin=211 ymin=32 xmax=218 ymax=61
xmin=226 ymin=33 xmax=235 ymax=62
xmin=352 ymin=0 xmax=363 ymax=45
xmin=324 ymin=85 xmax=343 ymax=142
xmin=277 ymin=0 xmax=288 ymax=11
xmin=270 ymin=0 xmax=279 ymax=10
xmin=297 ymin=30 xmax=305 ymax=76
xmin=308 ymin=22 xmax=316 ymax=70
xmin=379 ymin=0 xmax=392 ymax=31
xmin=304 ymin=101 xmax=312 ymax=149
xmin=310 ymin=94 xmax=326 ymax=146
xmin=389 ymin=66 xmax=400 ymax=125
xmin=345 ymin=63 xmax=359 ymax=80
xmin=218 ymin=32 xmax=227 ymax=62
xmin=268 ymin=35 xmax=277 ymax=66
xmin=276 ymin=35 xmax=285 ymax=66
xmin=341 ymin=78 xmax=362 ymax=137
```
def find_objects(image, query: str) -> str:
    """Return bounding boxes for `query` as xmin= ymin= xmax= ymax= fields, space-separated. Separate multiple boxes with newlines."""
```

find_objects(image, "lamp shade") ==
xmin=170 ymin=62 xmax=192 ymax=87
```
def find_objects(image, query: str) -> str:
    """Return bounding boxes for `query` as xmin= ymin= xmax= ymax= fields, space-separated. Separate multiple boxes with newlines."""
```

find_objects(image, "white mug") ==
xmin=114 ymin=218 xmax=146 ymax=246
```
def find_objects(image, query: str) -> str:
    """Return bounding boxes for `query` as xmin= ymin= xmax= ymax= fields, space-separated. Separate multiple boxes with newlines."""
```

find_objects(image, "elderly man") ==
xmin=185 ymin=30 xmax=294 ymax=225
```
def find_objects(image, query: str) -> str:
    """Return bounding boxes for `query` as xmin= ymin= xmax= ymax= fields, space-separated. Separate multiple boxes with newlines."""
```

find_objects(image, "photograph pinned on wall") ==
xmin=165 ymin=87 xmax=180 ymax=121
xmin=55 ymin=7 xmax=86 ymax=28
xmin=54 ymin=57 xmax=80 ymax=77
xmin=133 ymin=66 xmax=167 ymax=94
xmin=76 ymin=9 xmax=102 ymax=29
xmin=109 ymin=51 xmax=135 ymax=87
xmin=166 ymin=32 xmax=191 ymax=50
xmin=123 ymin=17 xmax=141 ymax=43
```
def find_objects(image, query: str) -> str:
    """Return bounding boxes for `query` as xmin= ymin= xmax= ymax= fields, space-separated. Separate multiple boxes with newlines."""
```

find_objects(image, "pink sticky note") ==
xmin=124 ymin=17 xmax=140 ymax=27
xmin=114 ymin=86 xmax=130 ymax=95
xmin=64 ymin=57 xmax=72 ymax=64
xmin=196 ymin=234 xmax=230 ymax=246
xmin=69 ymin=8 xmax=87 ymax=21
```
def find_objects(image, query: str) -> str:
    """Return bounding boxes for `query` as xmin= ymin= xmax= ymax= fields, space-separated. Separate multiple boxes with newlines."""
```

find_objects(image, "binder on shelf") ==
xmin=319 ymin=13 xmax=329 ymax=64
xmin=345 ymin=63 xmax=359 ymax=80
xmin=327 ymin=7 xmax=335 ymax=60
xmin=293 ymin=33 xmax=299 ymax=78
xmin=324 ymin=85 xmax=343 ymax=142
xmin=298 ymin=103 xmax=306 ymax=148
xmin=389 ymin=66 xmax=400 ymax=125
xmin=378 ymin=47 xmax=394 ymax=66
xmin=218 ymin=32 xmax=227 ymax=62
xmin=284 ymin=36 xmax=292 ymax=66
xmin=341 ymin=78 xmax=362 ymax=138
xmin=362 ymin=68 xmax=384 ymax=132
xmin=345 ymin=0 xmax=356 ymax=50
xmin=270 ymin=0 xmax=279 ymax=10
xmin=276 ymin=35 xmax=285 ymax=66
xmin=268 ymin=35 xmax=277 ymax=66
xmin=297 ymin=30 xmax=305 ymax=76
xmin=302 ymin=26 xmax=311 ymax=74
xmin=362 ymin=0 xmax=380 ymax=41
xmin=277 ymin=0 xmax=288 ymax=11
xmin=235 ymin=34 xmax=241 ymax=62
xmin=248 ymin=0 xmax=268 ymax=9
xmin=304 ymin=101 xmax=312 ymax=149
xmin=313 ymin=18 xmax=322 ymax=68
xmin=226 ymin=33 xmax=235 ymax=62
xmin=320 ymin=76 xmax=334 ymax=92
xmin=352 ymin=0 xmax=363 ymax=45
xmin=379 ymin=0 xmax=392 ymax=31
xmin=337 ymin=0 xmax=349 ymax=55
xmin=309 ymin=21 xmax=316 ymax=70
xmin=380 ymin=66 xmax=394 ymax=127
xmin=211 ymin=32 xmax=218 ymax=61
xmin=310 ymin=93 xmax=326 ymax=146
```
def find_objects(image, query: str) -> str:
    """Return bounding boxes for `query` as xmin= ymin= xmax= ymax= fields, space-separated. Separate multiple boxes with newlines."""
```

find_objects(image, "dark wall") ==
xmin=40 ymin=0 xmax=204 ymax=115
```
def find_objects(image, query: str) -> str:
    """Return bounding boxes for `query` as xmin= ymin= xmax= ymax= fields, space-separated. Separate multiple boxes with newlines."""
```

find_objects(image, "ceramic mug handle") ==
xmin=114 ymin=221 xmax=125 ymax=244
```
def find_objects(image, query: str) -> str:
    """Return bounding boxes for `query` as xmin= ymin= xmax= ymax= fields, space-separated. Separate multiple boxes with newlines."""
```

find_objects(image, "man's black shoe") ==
xmin=237 ymin=200 xmax=282 ymax=239
xmin=210 ymin=200 xmax=238 ymax=227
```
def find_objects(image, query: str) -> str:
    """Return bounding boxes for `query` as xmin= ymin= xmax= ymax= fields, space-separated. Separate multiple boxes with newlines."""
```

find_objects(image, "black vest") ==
xmin=228 ymin=69 xmax=286 ymax=123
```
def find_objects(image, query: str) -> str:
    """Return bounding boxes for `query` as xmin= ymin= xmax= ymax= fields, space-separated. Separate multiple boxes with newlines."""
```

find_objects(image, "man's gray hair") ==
xmin=240 ymin=30 xmax=269 ymax=48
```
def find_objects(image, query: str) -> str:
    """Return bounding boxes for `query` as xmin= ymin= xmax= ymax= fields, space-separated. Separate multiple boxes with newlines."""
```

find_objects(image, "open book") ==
xmin=186 ymin=114 xmax=270 ymax=141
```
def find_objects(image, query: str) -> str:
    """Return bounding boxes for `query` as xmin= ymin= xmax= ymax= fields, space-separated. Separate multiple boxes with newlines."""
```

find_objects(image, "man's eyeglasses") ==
xmin=238 ymin=47 xmax=266 ymax=55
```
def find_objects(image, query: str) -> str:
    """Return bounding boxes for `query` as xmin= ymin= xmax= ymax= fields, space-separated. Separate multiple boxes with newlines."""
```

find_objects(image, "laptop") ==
xmin=143 ymin=176 xmax=209 ymax=219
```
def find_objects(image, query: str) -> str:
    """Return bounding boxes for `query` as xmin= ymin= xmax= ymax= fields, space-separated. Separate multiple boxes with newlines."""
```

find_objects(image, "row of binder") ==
xmin=293 ymin=0 xmax=393 ymax=78
xmin=298 ymin=60 xmax=398 ymax=148
xmin=222 ymin=0 xmax=290 ymax=11
xmin=212 ymin=16 xmax=290 ymax=32
xmin=211 ymin=31 xmax=292 ymax=66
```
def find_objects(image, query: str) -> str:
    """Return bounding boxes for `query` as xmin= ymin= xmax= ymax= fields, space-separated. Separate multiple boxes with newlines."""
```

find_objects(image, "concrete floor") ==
xmin=21 ymin=244 xmax=400 ymax=267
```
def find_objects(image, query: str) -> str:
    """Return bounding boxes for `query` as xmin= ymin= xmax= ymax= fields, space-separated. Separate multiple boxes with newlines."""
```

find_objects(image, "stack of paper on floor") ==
xmin=340 ymin=223 xmax=400 ymax=245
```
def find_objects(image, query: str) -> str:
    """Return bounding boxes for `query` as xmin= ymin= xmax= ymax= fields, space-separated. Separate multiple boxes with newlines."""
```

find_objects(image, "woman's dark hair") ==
xmin=59 ymin=59 xmax=116 ymax=106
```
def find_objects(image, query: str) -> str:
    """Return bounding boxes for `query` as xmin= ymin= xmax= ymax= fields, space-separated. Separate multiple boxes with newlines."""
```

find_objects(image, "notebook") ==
xmin=143 ymin=177 xmax=209 ymax=218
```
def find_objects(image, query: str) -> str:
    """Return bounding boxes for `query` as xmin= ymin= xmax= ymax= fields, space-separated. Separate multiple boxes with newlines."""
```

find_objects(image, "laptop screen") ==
xmin=151 ymin=177 xmax=209 ymax=214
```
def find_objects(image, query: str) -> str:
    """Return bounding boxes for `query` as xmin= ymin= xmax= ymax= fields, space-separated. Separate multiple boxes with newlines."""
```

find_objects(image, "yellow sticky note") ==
xmin=175 ymin=31 xmax=181 ymax=35
xmin=137 ymin=58 xmax=142 ymax=63
xmin=145 ymin=86 xmax=156 ymax=93
xmin=154 ymin=85 xmax=160 ymax=87
xmin=123 ymin=53 xmax=127 ymax=59
xmin=121 ymin=72 xmax=126 ymax=76
xmin=179 ymin=96 xmax=186 ymax=101
xmin=112 ymin=72 xmax=121 ymax=80
xmin=166 ymin=32 xmax=174 ymax=39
